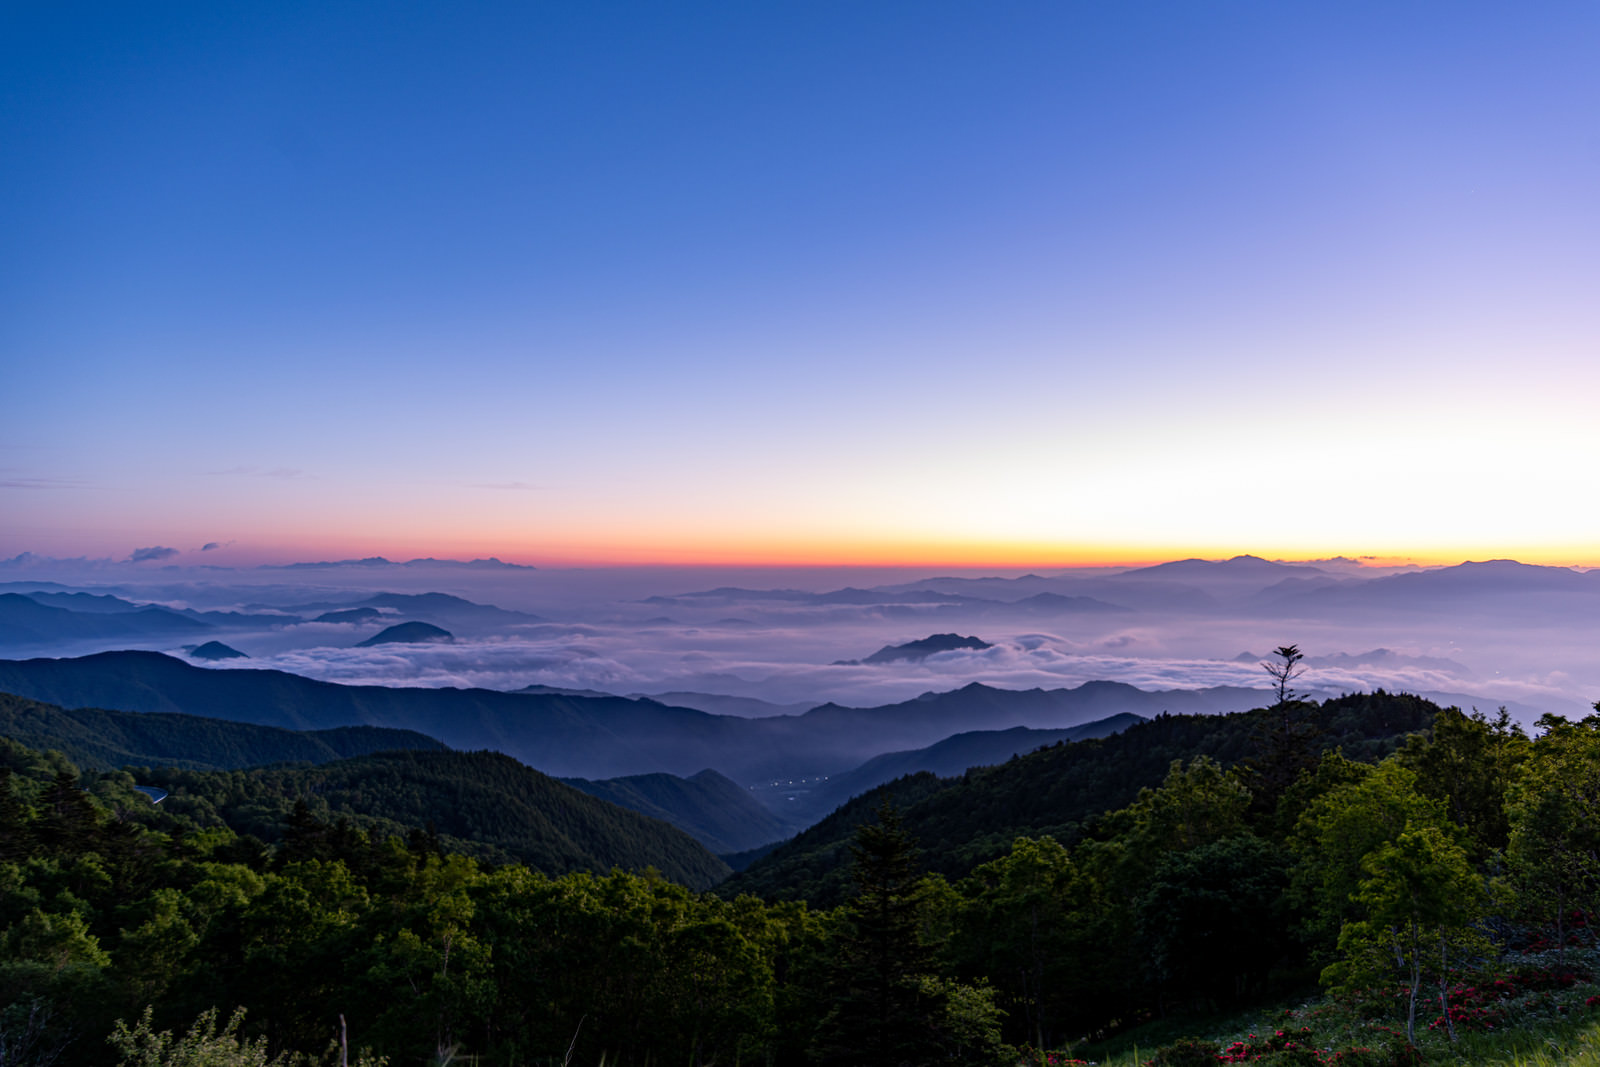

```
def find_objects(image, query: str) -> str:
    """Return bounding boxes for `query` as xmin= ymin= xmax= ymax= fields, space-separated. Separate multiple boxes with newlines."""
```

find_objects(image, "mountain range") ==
xmin=0 ymin=650 xmax=1273 ymax=792
xmin=0 ymin=588 xmax=544 ymax=652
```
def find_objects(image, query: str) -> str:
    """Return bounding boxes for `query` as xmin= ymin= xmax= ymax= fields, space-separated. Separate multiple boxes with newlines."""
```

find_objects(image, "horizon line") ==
xmin=5 ymin=546 xmax=1600 ymax=572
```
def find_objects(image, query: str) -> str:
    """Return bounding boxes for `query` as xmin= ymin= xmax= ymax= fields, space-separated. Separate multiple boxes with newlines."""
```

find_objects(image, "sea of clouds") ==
xmin=4 ymin=557 xmax=1593 ymax=722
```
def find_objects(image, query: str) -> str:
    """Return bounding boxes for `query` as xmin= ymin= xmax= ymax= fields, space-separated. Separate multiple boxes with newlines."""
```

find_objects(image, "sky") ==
xmin=5 ymin=2 xmax=1599 ymax=568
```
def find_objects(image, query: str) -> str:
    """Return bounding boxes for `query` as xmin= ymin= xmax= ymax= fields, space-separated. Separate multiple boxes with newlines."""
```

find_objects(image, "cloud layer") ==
xmin=4 ymin=557 xmax=1593 ymax=725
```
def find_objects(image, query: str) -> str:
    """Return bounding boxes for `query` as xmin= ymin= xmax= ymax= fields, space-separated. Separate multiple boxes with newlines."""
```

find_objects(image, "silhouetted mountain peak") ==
xmin=190 ymin=641 xmax=248 ymax=660
xmin=847 ymin=633 xmax=993 ymax=665
xmin=356 ymin=621 xmax=454 ymax=646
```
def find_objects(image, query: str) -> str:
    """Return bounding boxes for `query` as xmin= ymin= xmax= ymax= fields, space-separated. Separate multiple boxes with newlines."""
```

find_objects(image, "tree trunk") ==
xmin=1405 ymin=921 xmax=1422 ymax=1048
xmin=1437 ymin=932 xmax=1457 ymax=1043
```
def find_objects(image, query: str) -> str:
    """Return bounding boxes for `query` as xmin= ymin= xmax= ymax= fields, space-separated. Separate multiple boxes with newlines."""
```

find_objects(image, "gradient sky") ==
xmin=5 ymin=2 xmax=1599 ymax=567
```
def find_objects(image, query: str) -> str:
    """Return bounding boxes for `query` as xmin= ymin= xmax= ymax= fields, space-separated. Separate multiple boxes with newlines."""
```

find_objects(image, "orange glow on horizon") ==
xmin=215 ymin=531 xmax=1600 ymax=572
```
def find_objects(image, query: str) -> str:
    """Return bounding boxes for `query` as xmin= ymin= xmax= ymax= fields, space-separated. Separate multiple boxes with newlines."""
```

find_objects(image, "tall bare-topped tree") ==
xmin=1263 ymin=644 xmax=1305 ymax=706
xmin=1248 ymin=644 xmax=1320 ymax=821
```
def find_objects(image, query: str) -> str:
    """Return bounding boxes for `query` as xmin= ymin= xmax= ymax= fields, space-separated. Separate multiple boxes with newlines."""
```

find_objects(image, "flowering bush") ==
xmin=1216 ymin=1029 xmax=1319 ymax=1064
xmin=1425 ymin=982 xmax=1510 ymax=1033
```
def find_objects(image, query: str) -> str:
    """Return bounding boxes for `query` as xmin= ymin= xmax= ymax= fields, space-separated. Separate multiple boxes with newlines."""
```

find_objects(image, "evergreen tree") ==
xmin=811 ymin=804 xmax=946 ymax=1067
xmin=33 ymin=771 xmax=99 ymax=857
xmin=0 ymin=767 xmax=34 ymax=862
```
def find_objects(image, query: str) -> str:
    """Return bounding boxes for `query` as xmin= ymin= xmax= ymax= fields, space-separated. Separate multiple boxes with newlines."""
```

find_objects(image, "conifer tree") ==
xmin=811 ymin=804 xmax=946 ymax=1067
xmin=0 ymin=767 xmax=34 ymax=862
xmin=34 ymin=771 xmax=98 ymax=856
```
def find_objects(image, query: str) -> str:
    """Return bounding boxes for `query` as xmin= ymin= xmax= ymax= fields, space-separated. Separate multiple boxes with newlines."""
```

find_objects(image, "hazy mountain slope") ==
xmin=775 ymin=680 xmax=1270 ymax=764
xmin=0 ymin=690 xmax=445 ymax=772
xmin=0 ymin=593 xmax=213 ymax=645
xmin=1265 ymin=559 xmax=1600 ymax=618
xmin=283 ymin=591 xmax=546 ymax=628
xmin=723 ymin=690 xmax=1444 ymax=905
xmin=16 ymin=590 xmax=152 ymax=614
xmin=4 ymin=590 xmax=299 ymax=630
xmin=880 ymin=574 xmax=1217 ymax=612
xmin=562 ymin=768 xmax=792 ymax=853
xmin=0 ymin=651 xmax=750 ymax=778
xmin=633 ymin=691 xmax=817 ymax=717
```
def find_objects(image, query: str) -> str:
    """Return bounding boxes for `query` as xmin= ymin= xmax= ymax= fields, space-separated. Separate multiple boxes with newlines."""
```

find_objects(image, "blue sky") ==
xmin=5 ymin=2 xmax=1599 ymax=565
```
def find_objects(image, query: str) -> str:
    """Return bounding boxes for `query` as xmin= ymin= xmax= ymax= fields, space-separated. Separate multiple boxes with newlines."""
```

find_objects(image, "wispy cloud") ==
xmin=129 ymin=546 xmax=180 ymax=563
xmin=0 ymin=552 xmax=112 ymax=569
xmin=0 ymin=472 xmax=84 ymax=489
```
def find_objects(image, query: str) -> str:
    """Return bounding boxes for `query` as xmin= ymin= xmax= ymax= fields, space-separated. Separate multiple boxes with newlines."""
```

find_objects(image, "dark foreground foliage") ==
xmin=8 ymin=686 xmax=1600 ymax=1066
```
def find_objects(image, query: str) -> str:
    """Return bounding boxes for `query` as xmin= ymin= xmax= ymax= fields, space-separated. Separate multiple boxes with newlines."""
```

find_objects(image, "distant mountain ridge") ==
xmin=0 ymin=592 xmax=212 ymax=645
xmin=0 ymin=586 xmax=542 ymax=650
xmin=0 ymin=652 xmax=1281 ymax=810
xmin=282 ymin=591 xmax=545 ymax=628
xmin=267 ymin=556 xmax=535 ymax=570
xmin=1113 ymin=554 xmax=1329 ymax=581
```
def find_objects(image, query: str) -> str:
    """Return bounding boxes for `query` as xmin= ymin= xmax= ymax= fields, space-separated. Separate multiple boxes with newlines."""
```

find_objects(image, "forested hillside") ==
xmin=0 ymin=690 xmax=444 ymax=771
xmin=0 ymin=689 xmax=782 ymax=857
xmin=7 ymin=691 xmax=1600 ymax=1067
xmin=129 ymin=747 xmax=732 ymax=888
xmin=724 ymin=689 xmax=1442 ymax=904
